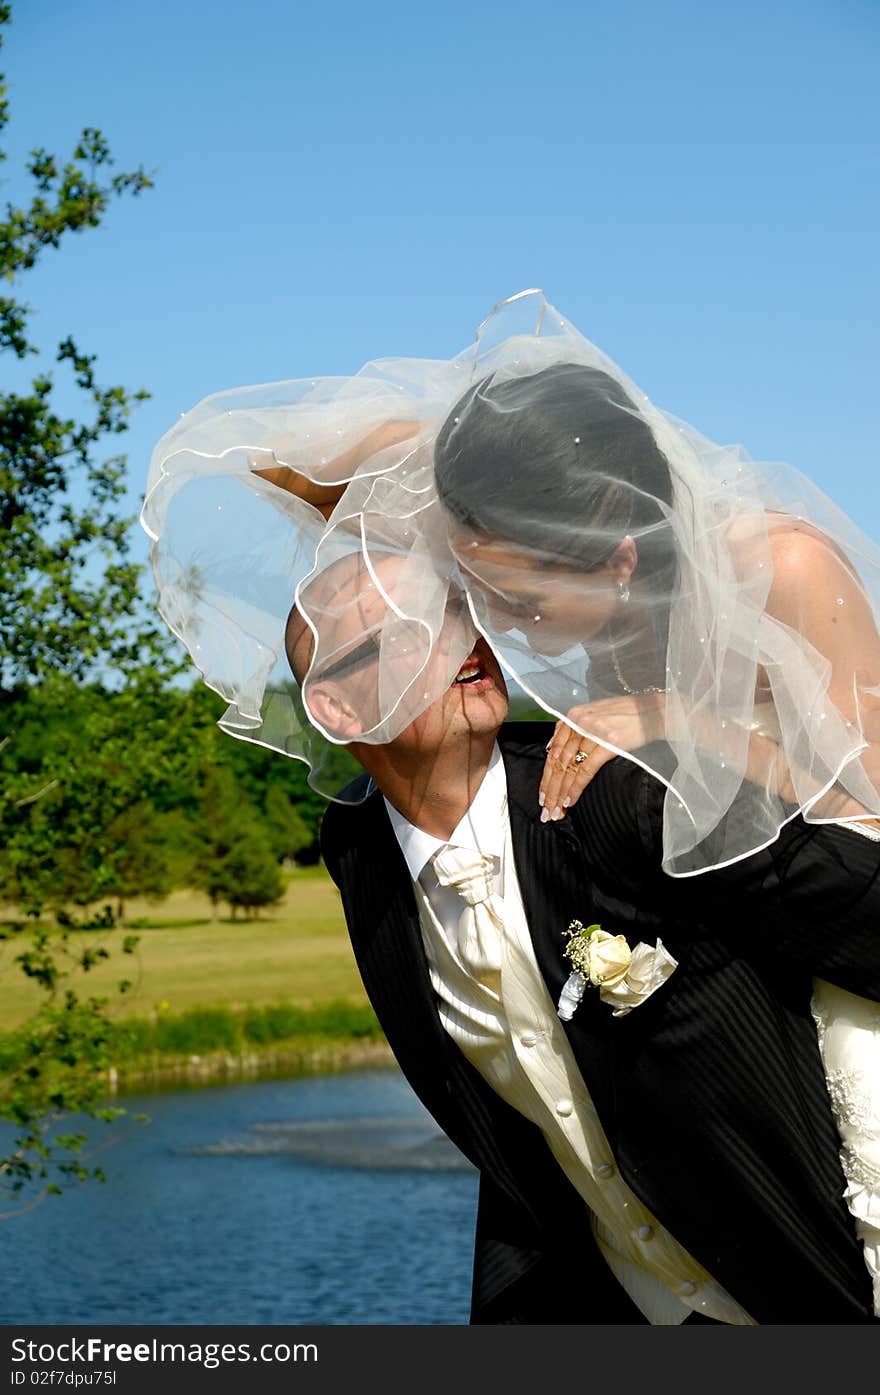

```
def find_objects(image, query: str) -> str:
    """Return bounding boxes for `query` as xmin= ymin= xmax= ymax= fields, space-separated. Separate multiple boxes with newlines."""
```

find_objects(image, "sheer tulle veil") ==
xmin=141 ymin=290 xmax=880 ymax=873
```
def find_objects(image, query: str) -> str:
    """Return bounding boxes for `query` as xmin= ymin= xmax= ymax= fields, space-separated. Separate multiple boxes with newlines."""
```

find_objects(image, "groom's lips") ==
xmin=450 ymin=643 xmax=495 ymax=694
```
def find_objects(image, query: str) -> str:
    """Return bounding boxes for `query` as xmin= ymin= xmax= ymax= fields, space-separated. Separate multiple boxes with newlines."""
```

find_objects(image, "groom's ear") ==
xmin=305 ymin=683 xmax=365 ymax=741
xmin=286 ymin=599 xmax=366 ymax=740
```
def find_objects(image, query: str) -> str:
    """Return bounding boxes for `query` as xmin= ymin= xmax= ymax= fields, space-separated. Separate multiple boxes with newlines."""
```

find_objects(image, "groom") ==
xmin=287 ymin=556 xmax=880 ymax=1325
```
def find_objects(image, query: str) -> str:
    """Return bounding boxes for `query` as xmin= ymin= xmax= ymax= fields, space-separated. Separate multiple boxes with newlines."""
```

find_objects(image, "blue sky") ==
xmin=5 ymin=0 xmax=879 ymax=578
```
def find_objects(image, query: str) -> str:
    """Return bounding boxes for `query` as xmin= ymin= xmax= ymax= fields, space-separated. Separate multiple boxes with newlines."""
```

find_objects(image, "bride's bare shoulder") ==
xmin=725 ymin=509 xmax=861 ymax=590
xmin=764 ymin=512 xmax=865 ymax=600
xmin=762 ymin=514 xmax=880 ymax=685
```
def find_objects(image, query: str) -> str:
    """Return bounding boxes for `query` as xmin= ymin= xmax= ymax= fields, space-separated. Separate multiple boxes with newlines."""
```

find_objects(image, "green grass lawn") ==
xmin=0 ymin=867 xmax=369 ymax=1031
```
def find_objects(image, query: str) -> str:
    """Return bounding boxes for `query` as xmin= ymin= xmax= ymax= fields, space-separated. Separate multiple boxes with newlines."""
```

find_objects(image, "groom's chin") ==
xmin=442 ymin=684 xmax=508 ymax=734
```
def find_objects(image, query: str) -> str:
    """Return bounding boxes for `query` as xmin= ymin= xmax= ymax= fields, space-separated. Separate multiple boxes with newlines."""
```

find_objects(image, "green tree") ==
xmin=218 ymin=728 xmax=327 ymax=854
xmin=264 ymin=785 xmax=312 ymax=865
xmin=0 ymin=679 xmax=213 ymax=914
xmin=194 ymin=765 xmax=241 ymax=918
xmin=0 ymin=2 xmax=163 ymax=1215
xmin=192 ymin=764 xmax=285 ymax=918
xmin=0 ymin=48 xmax=158 ymax=688
xmin=220 ymin=828 xmax=285 ymax=920
xmin=103 ymin=802 xmax=177 ymax=921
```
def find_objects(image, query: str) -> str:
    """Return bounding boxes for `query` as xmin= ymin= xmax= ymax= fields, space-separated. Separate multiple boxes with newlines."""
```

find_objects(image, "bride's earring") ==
xmin=617 ymin=581 xmax=630 ymax=604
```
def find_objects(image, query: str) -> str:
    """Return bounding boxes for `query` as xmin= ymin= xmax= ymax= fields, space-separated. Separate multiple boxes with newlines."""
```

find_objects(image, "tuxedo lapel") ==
xmin=335 ymin=789 xmax=460 ymax=1120
xmin=499 ymin=730 xmax=620 ymax=1132
xmin=333 ymin=782 xmax=609 ymax=1238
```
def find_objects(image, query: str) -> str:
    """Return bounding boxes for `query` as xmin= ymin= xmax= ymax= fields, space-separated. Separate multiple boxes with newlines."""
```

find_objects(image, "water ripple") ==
xmin=182 ymin=1116 xmax=476 ymax=1171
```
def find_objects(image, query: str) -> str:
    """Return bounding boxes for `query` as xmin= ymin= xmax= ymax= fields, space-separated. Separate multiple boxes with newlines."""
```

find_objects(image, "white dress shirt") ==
xmin=384 ymin=744 xmax=753 ymax=1325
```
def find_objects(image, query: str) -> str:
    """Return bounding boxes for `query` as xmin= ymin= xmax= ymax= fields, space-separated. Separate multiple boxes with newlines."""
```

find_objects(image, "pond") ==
xmin=0 ymin=1067 xmax=478 ymax=1325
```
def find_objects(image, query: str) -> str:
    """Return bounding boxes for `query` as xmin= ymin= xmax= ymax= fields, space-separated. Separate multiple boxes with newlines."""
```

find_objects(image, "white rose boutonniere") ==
xmin=557 ymin=920 xmax=678 ymax=1021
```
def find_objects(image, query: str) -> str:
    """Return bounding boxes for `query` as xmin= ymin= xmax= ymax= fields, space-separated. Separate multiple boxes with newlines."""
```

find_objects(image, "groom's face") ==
xmin=288 ymin=553 xmax=509 ymax=752
xmin=383 ymin=632 xmax=509 ymax=758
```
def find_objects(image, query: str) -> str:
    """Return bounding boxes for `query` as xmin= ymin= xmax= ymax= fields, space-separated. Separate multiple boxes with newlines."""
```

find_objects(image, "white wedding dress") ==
xmin=749 ymin=706 xmax=880 ymax=1313
xmin=812 ymin=968 xmax=880 ymax=1315
xmin=811 ymin=821 xmax=880 ymax=1315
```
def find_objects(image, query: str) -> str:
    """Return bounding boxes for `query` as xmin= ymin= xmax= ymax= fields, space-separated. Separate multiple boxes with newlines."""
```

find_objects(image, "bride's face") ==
xmin=450 ymin=529 xmax=626 ymax=656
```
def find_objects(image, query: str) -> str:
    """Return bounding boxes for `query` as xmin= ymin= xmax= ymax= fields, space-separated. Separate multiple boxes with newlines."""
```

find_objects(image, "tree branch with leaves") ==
xmin=0 ymin=1 xmax=170 ymax=1216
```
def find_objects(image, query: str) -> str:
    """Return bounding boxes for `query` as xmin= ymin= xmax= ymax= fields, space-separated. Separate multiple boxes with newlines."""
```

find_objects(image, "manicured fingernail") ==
xmin=551 ymin=806 xmax=563 ymax=821
xmin=538 ymin=791 xmax=546 ymax=807
xmin=562 ymin=796 xmax=571 ymax=808
xmin=540 ymin=809 xmax=550 ymax=823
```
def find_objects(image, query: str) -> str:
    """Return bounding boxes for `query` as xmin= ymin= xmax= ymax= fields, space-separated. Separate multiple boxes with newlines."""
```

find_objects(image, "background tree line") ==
xmin=0 ymin=676 xmax=328 ymax=920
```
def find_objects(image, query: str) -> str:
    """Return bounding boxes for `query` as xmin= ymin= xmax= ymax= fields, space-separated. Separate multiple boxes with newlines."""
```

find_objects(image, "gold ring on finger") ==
xmin=573 ymin=746 xmax=596 ymax=765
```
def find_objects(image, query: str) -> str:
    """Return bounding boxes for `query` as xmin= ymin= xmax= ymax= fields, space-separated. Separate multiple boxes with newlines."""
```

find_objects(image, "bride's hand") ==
xmin=539 ymin=692 xmax=666 ymax=822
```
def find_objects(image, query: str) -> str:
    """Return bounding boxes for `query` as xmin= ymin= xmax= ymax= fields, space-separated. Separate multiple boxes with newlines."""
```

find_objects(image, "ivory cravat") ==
xmin=431 ymin=845 xmax=504 ymax=987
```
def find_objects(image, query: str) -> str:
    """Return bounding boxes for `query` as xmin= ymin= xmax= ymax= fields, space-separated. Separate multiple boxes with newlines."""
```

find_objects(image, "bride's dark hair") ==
xmin=434 ymin=361 xmax=676 ymax=584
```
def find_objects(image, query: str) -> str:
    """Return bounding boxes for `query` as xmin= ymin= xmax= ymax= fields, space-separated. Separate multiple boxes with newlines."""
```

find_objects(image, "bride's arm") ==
xmin=250 ymin=419 xmax=421 ymax=520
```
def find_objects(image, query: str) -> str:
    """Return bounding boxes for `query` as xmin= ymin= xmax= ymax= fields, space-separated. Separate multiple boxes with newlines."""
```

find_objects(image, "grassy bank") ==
xmin=0 ymin=995 xmax=394 ymax=1096
xmin=106 ymin=1037 xmax=395 ymax=1095
xmin=0 ymin=869 xmax=398 ymax=1090
xmin=0 ymin=868 xmax=369 ymax=1031
xmin=107 ymin=999 xmax=393 ymax=1093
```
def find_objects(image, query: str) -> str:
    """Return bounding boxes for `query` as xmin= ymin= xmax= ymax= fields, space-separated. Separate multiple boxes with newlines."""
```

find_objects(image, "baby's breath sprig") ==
xmin=562 ymin=920 xmax=603 ymax=977
xmin=558 ymin=918 xmax=677 ymax=1021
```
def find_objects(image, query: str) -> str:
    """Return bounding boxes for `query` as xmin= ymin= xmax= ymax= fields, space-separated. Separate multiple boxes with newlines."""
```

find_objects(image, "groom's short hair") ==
xmin=285 ymin=604 xmax=313 ymax=685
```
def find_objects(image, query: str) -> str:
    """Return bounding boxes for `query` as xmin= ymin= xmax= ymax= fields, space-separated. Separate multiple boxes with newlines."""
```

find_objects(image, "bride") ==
xmin=432 ymin=356 xmax=880 ymax=845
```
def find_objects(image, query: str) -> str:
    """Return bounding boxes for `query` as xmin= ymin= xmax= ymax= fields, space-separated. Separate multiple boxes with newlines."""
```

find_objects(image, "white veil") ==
xmin=141 ymin=291 xmax=880 ymax=869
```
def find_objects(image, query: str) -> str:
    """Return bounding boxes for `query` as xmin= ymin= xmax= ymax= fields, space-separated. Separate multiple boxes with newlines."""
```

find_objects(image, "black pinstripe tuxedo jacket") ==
xmin=320 ymin=723 xmax=880 ymax=1324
